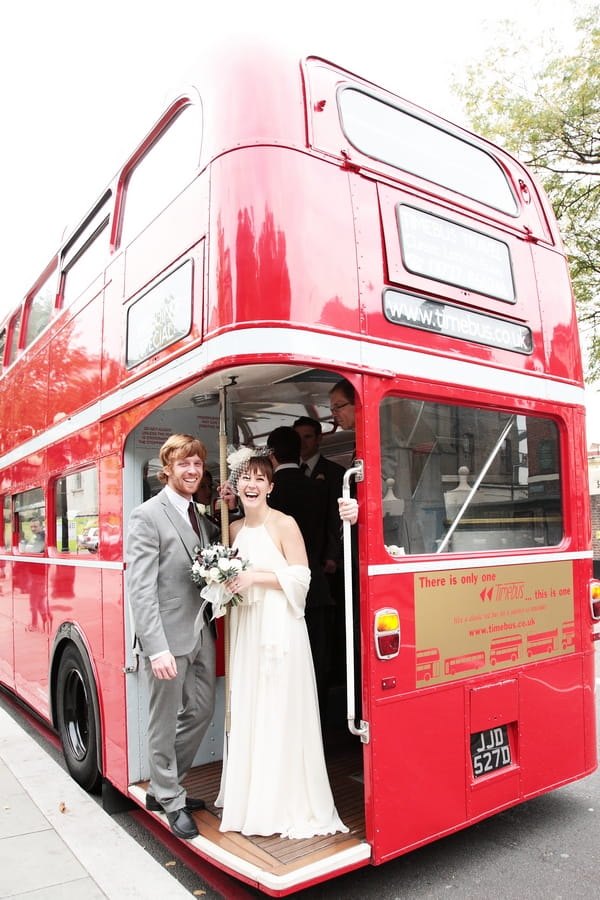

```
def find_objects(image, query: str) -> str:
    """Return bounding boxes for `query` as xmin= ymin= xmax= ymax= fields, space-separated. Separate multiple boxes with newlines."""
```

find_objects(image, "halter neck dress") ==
xmin=215 ymin=518 xmax=348 ymax=838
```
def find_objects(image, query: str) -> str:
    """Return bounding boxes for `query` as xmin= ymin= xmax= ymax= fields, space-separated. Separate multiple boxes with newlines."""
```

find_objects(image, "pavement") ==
xmin=0 ymin=704 xmax=191 ymax=899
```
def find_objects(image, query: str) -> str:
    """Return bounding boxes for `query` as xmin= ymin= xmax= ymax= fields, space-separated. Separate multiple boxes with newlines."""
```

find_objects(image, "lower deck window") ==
xmin=15 ymin=488 xmax=46 ymax=553
xmin=54 ymin=468 xmax=99 ymax=553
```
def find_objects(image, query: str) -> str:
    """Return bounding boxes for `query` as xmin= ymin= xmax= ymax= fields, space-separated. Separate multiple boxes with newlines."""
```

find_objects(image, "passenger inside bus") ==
xmin=328 ymin=379 xmax=359 ymax=526
xmin=20 ymin=515 xmax=46 ymax=553
xmin=194 ymin=469 xmax=220 ymax=525
xmin=329 ymin=379 xmax=356 ymax=445
xmin=194 ymin=469 xmax=214 ymax=511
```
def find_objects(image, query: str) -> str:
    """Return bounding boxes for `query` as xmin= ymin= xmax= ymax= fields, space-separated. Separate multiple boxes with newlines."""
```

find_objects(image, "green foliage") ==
xmin=454 ymin=3 xmax=600 ymax=379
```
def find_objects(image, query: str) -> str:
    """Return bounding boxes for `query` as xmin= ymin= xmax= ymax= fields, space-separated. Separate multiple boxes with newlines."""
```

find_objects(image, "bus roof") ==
xmin=1 ymin=41 xmax=560 ymax=336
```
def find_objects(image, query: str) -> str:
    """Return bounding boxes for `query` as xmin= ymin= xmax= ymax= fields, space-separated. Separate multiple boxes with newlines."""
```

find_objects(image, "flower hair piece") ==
xmin=227 ymin=445 xmax=271 ymax=494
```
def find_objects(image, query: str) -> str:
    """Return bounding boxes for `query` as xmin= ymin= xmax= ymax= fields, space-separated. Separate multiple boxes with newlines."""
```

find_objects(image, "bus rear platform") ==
xmin=130 ymin=737 xmax=368 ymax=894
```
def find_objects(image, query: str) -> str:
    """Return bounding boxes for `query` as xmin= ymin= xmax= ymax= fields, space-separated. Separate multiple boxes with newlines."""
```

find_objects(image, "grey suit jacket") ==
xmin=126 ymin=490 xmax=218 ymax=658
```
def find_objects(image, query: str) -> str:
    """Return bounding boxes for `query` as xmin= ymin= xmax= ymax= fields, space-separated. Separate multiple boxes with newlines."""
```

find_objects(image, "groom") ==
xmin=126 ymin=434 xmax=219 ymax=839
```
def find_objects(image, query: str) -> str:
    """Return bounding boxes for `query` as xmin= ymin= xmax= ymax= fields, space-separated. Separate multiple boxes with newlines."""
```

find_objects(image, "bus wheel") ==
xmin=56 ymin=645 xmax=102 ymax=793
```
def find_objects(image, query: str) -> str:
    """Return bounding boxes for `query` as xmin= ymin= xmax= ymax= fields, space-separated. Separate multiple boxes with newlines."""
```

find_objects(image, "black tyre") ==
xmin=56 ymin=644 xmax=102 ymax=793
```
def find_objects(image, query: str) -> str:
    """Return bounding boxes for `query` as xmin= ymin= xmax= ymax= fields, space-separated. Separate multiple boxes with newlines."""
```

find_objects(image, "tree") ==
xmin=454 ymin=3 xmax=600 ymax=379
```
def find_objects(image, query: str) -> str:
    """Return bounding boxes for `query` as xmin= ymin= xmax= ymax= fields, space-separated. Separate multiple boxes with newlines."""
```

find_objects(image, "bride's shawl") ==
xmin=260 ymin=564 xmax=311 ymax=667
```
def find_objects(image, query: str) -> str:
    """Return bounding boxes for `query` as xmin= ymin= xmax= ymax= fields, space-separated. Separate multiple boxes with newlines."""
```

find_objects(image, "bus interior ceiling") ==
xmin=152 ymin=364 xmax=355 ymax=467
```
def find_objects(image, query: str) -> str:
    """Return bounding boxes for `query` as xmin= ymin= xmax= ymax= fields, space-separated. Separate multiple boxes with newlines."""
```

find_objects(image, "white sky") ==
xmin=3 ymin=0 xmax=597 ymax=438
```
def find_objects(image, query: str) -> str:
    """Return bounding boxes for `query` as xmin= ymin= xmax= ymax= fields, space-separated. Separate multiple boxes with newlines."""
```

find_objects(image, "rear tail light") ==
xmin=590 ymin=581 xmax=600 ymax=642
xmin=374 ymin=607 xmax=400 ymax=659
xmin=590 ymin=581 xmax=600 ymax=619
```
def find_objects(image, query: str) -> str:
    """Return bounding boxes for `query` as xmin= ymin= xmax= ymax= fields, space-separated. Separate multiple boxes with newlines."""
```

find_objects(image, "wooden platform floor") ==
xmin=141 ymin=736 xmax=366 ymax=877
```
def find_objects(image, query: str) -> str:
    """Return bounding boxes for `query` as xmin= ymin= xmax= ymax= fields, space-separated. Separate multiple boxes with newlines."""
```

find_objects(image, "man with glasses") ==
xmin=329 ymin=379 xmax=356 ymax=433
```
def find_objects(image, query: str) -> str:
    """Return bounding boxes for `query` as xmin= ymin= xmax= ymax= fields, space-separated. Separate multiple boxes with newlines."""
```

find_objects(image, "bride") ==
xmin=215 ymin=450 xmax=348 ymax=839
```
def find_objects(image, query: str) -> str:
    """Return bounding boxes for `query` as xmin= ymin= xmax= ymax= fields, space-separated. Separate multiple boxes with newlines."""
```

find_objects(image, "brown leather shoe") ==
xmin=166 ymin=807 xmax=199 ymax=839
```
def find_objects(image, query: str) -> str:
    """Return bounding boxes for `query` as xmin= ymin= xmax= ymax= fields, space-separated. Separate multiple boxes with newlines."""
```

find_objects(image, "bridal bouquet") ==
xmin=190 ymin=543 xmax=250 ymax=613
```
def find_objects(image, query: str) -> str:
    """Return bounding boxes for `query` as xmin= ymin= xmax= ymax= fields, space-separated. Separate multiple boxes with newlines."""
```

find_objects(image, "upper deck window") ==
xmin=119 ymin=103 xmax=202 ymax=247
xmin=60 ymin=193 xmax=111 ymax=307
xmin=24 ymin=272 xmax=56 ymax=348
xmin=7 ymin=310 xmax=22 ymax=365
xmin=338 ymin=88 xmax=518 ymax=215
xmin=126 ymin=260 xmax=193 ymax=367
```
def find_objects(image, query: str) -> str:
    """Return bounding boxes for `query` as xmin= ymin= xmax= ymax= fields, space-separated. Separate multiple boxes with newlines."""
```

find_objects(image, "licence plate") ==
xmin=470 ymin=725 xmax=511 ymax=777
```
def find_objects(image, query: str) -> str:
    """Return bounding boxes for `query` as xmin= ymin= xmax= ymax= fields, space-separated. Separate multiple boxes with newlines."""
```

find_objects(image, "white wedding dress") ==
xmin=215 ymin=520 xmax=348 ymax=838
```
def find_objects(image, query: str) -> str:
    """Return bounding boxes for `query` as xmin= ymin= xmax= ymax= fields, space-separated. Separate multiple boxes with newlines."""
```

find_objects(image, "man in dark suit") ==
xmin=126 ymin=434 xmax=219 ymax=840
xmin=267 ymin=426 xmax=334 ymax=722
xmin=294 ymin=416 xmax=347 ymax=689
xmin=293 ymin=416 xmax=345 ymax=575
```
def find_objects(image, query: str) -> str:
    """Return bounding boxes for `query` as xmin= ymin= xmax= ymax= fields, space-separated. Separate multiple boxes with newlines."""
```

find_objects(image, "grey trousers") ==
xmin=144 ymin=629 xmax=216 ymax=813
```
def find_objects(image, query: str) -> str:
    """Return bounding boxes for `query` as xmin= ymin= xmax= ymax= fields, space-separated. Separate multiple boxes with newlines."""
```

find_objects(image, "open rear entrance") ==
xmin=123 ymin=363 xmax=370 ymax=892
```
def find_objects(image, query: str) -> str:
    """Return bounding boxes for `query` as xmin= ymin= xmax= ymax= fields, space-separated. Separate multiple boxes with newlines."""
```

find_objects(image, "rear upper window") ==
xmin=338 ymin=88 xmax=518 ymax=216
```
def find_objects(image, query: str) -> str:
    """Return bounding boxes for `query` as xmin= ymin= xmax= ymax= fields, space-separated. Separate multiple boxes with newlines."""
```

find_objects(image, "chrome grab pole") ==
xmin=436 ymin=416 xmax=516 ymax=554
xmin=342 ymin=460 xmax=369 ymax=742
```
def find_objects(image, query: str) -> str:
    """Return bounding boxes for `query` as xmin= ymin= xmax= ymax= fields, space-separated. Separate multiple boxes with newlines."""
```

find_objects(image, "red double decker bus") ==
xmin=0 ymin=43 xmax=597 ymax=895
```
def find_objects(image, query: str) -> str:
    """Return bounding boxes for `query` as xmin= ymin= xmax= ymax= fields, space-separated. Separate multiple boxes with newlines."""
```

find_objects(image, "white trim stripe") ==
xmin=0 ymin=554 xmax=123 ymax=570
xmin=0 ymin=326 xmax=585 ymax=470
xmin=369 ymin=549 xmax=592 ymax=576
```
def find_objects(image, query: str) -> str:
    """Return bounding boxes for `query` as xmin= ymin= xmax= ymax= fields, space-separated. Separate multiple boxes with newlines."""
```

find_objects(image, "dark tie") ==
xmin=188 ymin=502 xmax=214 ymax=634
xmin=188 ymin=502 xmax=201 ymax=537
xmin=300 ymin=463 xmax=309 ymax=476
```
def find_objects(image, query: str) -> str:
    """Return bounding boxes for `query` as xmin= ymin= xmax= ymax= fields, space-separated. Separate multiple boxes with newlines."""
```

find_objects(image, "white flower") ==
xmin=195 ymin=503 xmax=207 ymax=516
xmin=190 ymin=541 xmax=250 ymax=607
